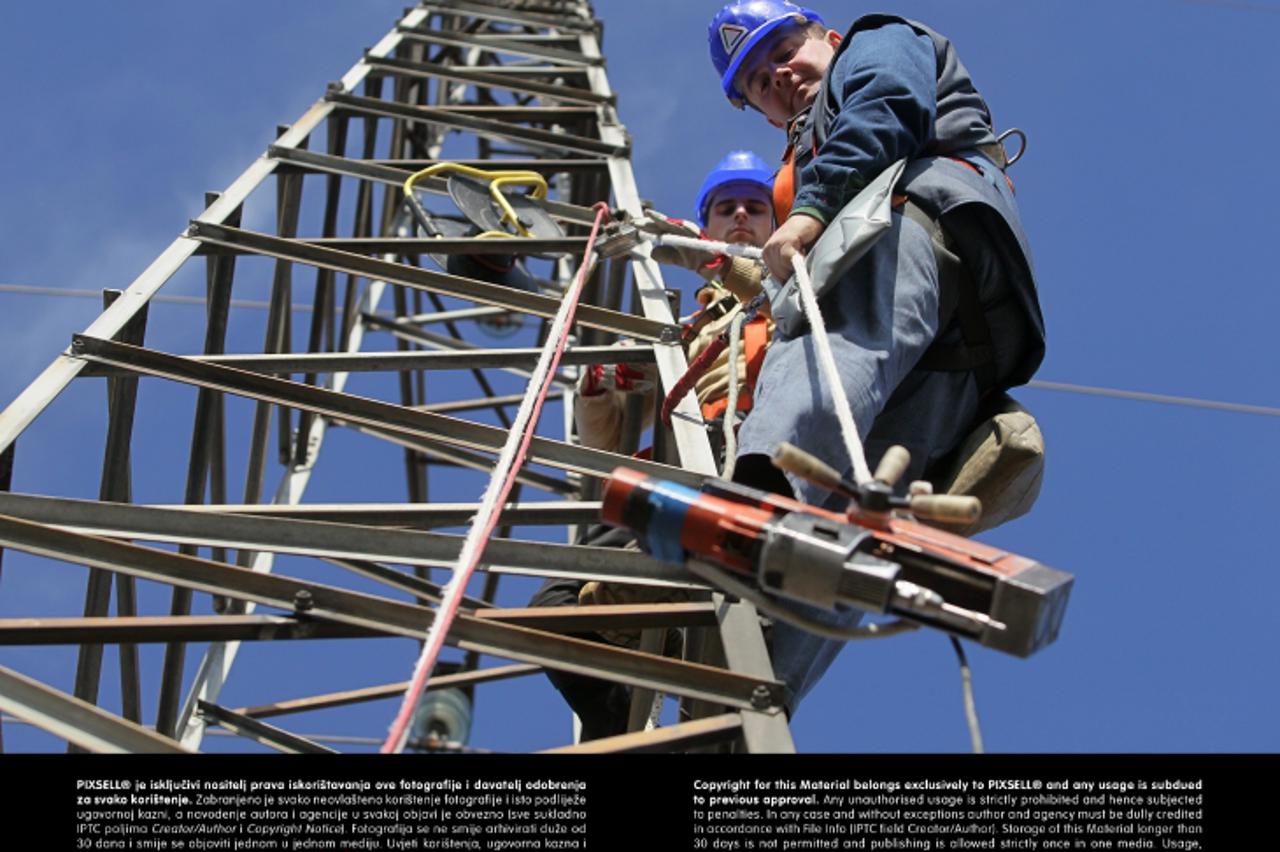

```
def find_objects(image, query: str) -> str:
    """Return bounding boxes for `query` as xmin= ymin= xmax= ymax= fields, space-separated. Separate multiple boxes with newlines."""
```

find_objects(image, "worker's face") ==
xmin=703 ymin=182 xmax=774 ymax=247
xmin=734 ymin=24 xmax=840 ymax=127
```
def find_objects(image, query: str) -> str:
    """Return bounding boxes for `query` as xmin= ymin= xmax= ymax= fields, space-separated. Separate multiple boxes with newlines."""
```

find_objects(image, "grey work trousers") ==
xmin=737 ymin=201 xmax=1020 ymax=715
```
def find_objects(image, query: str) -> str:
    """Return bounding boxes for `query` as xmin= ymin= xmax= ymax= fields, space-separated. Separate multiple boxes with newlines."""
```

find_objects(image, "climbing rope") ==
xmin=380 ymin=201 xmax=612 ymax=754
xmin=788 ymin=253 xmax=873 ymax=486
xmin=721 ymin=310 xmax=746 ymax=480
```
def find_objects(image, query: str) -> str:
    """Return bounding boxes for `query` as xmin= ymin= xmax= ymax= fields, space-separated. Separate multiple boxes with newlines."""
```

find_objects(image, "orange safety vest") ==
xmin=699 ymin=314 xmax=770 ymax=421
xmin=773 ymin=147 xmax=797 ymax=223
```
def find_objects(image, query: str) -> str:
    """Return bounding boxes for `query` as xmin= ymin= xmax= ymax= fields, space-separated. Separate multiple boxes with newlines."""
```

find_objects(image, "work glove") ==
xmin=574 ymin=340 xmax=658 ymax=451
xmin=578 ymin=362 xmax=654 ymax=397
xmin=643 ymin=211 xmax=727 ymax=280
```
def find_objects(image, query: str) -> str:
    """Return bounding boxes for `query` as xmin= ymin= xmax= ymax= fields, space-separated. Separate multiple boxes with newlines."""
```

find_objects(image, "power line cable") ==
xmin=1179 ymin=0 xmax=1280 ymax=14
xmin=949 ymin=637 xmax=984 ymax=754
xmin=1025 ymin=379 xmax=1280 ymax=418
xmin=5 ymin=285 xmax=1278 ymax=418
xmin=0 ymin=283 xmax=311 ymax=313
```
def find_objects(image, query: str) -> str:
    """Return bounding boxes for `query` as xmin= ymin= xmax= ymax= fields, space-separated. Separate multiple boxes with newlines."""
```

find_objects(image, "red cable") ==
xmin=660 ymin=335 xmax=728 ymax=427
xmin=380 ymin=202 xmax=612 ymax=753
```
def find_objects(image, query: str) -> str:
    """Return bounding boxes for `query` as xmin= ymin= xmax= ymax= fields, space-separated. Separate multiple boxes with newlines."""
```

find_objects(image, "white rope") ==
xmin=653 ymin=233 xmax=764 ymax=261
xmin=721 ymin=310 xmax=746 ymax=480
xmin=790 ymin=253 xmax=872 ymax=485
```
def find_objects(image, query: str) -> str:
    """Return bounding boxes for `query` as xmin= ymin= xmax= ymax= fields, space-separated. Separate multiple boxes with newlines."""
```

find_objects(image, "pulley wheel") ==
xmin=447 ymin=174 xmax=567 ymax=255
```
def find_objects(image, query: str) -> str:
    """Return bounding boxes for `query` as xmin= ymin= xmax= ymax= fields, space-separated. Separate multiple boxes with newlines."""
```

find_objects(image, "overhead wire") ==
xmin=1178 ymin=0 xmax=1280 ymax=14
xmin=1025 ymin=379 xmax=1280 ymax=418
xmin=5 ymin=283 xmax=1278 ymax=418
xmin=949 ymin=637 xmax=985 ymax=754
xmin=0 ymin=283 xmax=312 ymax=313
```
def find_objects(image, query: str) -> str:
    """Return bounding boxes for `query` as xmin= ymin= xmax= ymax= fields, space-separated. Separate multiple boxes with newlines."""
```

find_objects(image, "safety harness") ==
xmin=689 ymin=307 xmax=770 ymax=421
xmin=662 ymin=290 xmax=769 ymax=428
xmin=772 ymin=19 xmax=1014 ymax=400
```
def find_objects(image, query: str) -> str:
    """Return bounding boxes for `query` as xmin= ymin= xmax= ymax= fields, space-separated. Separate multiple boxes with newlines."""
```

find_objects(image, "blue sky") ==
xmin=1 ymin=0 xmax=1278 ymax=753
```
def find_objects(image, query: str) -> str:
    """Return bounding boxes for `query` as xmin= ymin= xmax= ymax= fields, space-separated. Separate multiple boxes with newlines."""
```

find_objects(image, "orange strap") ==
xmin=778 ymin=153 xmax=1013 ymax=227
xmin=773 ymin=148 xmax=796 ymax=222
xmin=700 ymin=316 xmax=770 ymax=421
xmin=947 ymin=154 xmax=1016 ymax=194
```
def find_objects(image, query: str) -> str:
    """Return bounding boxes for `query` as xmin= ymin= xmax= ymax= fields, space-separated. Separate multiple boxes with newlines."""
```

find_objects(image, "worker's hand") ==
xmin=578 ymin=363 xmax=653 ymax=397
xmin=762 ymin=214 xmax=824 ymax=283
xmin=644 ymin=211 xmax=727 ymax=278
xmin=641 ymin=210 xmax=699 ymax=241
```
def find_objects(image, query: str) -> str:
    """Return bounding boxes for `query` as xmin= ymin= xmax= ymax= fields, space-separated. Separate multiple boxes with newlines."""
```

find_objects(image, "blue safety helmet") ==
xmin=708 ymin=0 xmax=825 ymax=108
xmin=695 ymin=150 xmax=774 ymax=225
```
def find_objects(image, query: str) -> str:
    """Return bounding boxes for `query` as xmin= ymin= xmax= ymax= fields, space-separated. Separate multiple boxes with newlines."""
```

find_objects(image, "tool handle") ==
xmin=873 ymin=445 xmax=911 ymax=487
xmin=771 ymin=442 xmax=849 ymax=495
xmin=908 ymin=494 xmax=982 ymax=524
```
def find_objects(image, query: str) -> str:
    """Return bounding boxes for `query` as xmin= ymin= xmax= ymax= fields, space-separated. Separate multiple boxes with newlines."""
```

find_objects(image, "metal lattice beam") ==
xmin=0 ymin=0 xmax=794 ymax=755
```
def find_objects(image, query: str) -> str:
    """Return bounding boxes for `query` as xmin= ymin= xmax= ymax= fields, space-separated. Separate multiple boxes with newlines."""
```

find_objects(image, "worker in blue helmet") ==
xmin=693 ymin=1 xmax=1048 ymax=721
xmin=576 ymin=148 xmax=776 ymax=451
xmin=708 ymin=0 xmax=825 ymax=110
xmin=527 ymin=152 xmax=780 ymax=741
xmin=695 ymin=149 xmax=774 ymax=226
xmin=646 ymin=149 xmax=774 ymax=309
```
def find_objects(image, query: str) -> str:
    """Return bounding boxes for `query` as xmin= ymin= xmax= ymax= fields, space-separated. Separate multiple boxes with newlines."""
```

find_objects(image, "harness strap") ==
xmin=897 ymin=197 xmax=998 ymax=397
xmin=661 ymin=335 xmax=727 ymax=427
xmin=700 ymin=315 xmax=769 ymax=420
xmin=773 ymin=149 xmax=797 ymax=222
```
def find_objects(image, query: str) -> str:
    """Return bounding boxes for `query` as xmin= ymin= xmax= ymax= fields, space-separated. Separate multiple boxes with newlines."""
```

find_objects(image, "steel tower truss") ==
xmin=0 ymin=0 xmax=794 ymax=754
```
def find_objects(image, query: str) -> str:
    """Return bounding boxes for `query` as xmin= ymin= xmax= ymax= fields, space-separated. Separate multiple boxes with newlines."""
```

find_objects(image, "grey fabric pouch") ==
xmin=765 ymin=158 xmax=909 ymax=337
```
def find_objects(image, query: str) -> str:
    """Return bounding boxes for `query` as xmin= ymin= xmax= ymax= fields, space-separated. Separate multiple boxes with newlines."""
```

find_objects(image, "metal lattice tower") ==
xmin=0 ymin=0 xmax=794 ymax=754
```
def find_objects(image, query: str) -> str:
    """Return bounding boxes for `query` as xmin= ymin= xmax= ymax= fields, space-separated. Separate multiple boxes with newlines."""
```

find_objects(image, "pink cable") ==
xmin=380 ymin=202 xmax=611 ymax=753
